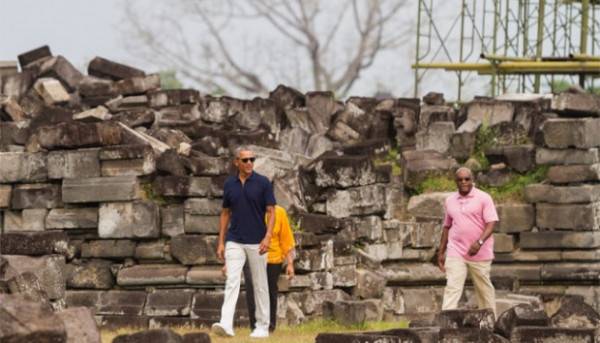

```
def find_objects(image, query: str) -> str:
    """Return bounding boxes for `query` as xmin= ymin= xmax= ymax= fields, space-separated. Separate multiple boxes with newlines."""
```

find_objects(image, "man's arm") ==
xmin=437 ymin=225 xmax=450 ymax=272
xmin=259 ymin=205 xmax=275 ymax=255
xmin=217 ymin=208 xmax=231 ymax=261
xmin=467 ymin=221 xmax=496 ymax=256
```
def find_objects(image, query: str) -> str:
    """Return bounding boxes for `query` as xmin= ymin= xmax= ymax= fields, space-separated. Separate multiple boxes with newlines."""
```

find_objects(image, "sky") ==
xmin=0 ymin=0 xmax=480 ymax=100
xmin=0 ymin=0 xmax=150 ymax=72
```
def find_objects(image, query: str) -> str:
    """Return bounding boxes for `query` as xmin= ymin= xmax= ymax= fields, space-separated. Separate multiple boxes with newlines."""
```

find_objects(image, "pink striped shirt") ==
xmin=443 ymin=187 xmax=499 ymax=261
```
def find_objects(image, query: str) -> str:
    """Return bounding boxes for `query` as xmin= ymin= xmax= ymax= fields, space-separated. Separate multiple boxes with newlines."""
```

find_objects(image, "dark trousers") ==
xmin=243 ymin=262 xmax=282 ymax=331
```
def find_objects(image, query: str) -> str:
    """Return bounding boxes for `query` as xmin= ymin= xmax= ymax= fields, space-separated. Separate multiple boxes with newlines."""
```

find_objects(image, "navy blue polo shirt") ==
xmin=223 ymin=171 xmax=276 ymax=244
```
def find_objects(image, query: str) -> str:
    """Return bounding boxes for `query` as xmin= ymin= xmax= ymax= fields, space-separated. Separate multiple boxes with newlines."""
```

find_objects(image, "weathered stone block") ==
xmin=56 ymin=307 xmax=102 ymax=343
xmin=152 ymin=176 xmax=222 ymax=197
xmin=0 ymin=294 xmax=67 ymax=343
xmin=494 ymin=303 xmax=549 ymax=339
xmin=45 ymin=208 xmax=98 ymax=229
xmin=99 ymin=144 xmax=155 ymax=176
xmin=383 ymin=263 xmax=445 ymax=284
xmin=294 ymin=213 xmax=350 ymax=235
xmin=160 ymin=205 xmax=184 ymax=237
xmin=135 ymin=240 xmax=168 ymax=260
xmin=416 ymin=121 xmax=455 ymax=154
xmin=510 ymin=326 xmax=595 ymax=342
xmin=331 ymin=265 xmax=357 ymax=287
xmin=354 ymin=216 xmax=383 ymax=242
xmin=113 ymin=328 xmax=183 ymax=343
xmin=354 ymin=269 xmax=386 ymax=299
xmin=436 ymin=309 xmax=495 ymax=330
xmin=407 ymin=192 xmax=452 ymax=220
xmin=0 ymin=185 xmax=11 ymax=208
xmin=97 ymin=290 xmax=147 ymax=315
xmin=148 ymin=89 xmax=200 ymax=107
xmin=2 ymin=255 xmax=66 ymax=300
xmin=536 ymin=202 xmax=600 ymax=230
xmin=36 ymin=55 xmax=84 ymax=91
xmin=62 ymin=176 xmax=140 ymax=203
xmin=485 ymin=145 xmax=535 ymax=173
xmin=542 ymin=118 xmax=600 ymax=149
xmin=0 ymin=152 xmax=47 ymax=183
xmin=88 ymin=56 xmax=145 ymax=81
xmin=171 ymin=235 xmax=219 ymax=265
xmin=401 ymin=150 xmax=458 ymax=189
xmin=66 ymin=260 xmax=114 ymax=289
xmin=521 ymin=231 xmax=600 ymax=249
xmin=323 ymin=300 xmax=368 ymax=326
xmin=144 ymin=289 xmax=193 ymax=316
xmin=466 ymin=100 xmax=514 ymax=126
xmin=183 ymin=215 xmax=220 ymax=234
xmin=420 ymin=104 xmax=455 ymax=128
xmin=48 ymin=149 xmax=101 ymax=179
xmin=73 ymin=105 xmax=112 ymax=122
xmin=1 ymin=231 xmax=68 ymax=256
xmin=184 ymin=198 xmax=221 ymax=216
xmin=536 ymin=148 xmax=599 ymax=165
xmin=81 ymin=240 xmax=136 ymax=258
xmin=18 ymin=45 xmax=52 ymax=67
xmin=493 ymin=233 xmax=514 ymax=253
xmin=497 ymin=203 xmax=534 ymax=233
xmin=410 ymin=222 xmax=441 ymax=248
xmin=186 ymin=266 xmax=226 ymax=285
xmin=117 ymin=265 xmax=188 ymax=286
xmin=3 ymin=210 xmax=22 ymax=232
xmin=36 ymin=121 xmax=122 ymax=149
xmin=541 ymin=263 xmax=600 ymax=282
xmin=314 ymin=155 xmax=377 ymax=188
xmin=547 ymin=164 xmax=600 ymax=184
xmin=525 ymin=184 xmax=600 ymax=204
xmin=11 ymin=183 xmax=61 ymax=209
xmin=551 ymin=91 xmax=600 ymax=116
xmin=550 ymin=296 xmax=600 ymax=329
xmin=326 ymin=184 xmax=386 ymax=218
xmin=98 ymin=201 xmax=159 ymax=238
xmin=21 ymin=208 xmax=48 ymax=231
xmin=34 ymin=78 xmax=70 ymax=105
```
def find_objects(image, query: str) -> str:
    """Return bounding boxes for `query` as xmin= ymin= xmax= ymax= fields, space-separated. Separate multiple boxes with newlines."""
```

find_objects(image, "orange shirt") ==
xmin=266 ymin=205 xmax=296 ymax=264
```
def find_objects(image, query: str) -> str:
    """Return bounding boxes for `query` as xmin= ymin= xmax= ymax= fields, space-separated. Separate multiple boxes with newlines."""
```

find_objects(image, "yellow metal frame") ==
xmin=413 ymin=60 xmax=600 ymax=74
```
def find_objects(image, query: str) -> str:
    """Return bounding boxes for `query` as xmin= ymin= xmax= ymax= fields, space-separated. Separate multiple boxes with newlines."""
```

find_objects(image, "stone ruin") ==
xmin=1 ymin=45 xmax=600 ymax=342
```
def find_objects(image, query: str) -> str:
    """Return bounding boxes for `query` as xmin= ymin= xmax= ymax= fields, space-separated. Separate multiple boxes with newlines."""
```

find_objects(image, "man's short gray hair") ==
xmin=455 ymin=167 xmax=473 ymax=177
xmin=233 ymin=145 xmax=253 ymax=158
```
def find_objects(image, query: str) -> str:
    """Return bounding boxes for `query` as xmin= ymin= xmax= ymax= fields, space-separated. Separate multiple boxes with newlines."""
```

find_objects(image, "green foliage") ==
xmin=373 ymin=147 xmax=402 ymax=176
xmin=415 ymin=175 xmax=456 ymax=194
xmin=159 ymin=70 xmax=183 ymax=90
xmin=479 ymin=166 xmax=548 ymax=203
xmin=289 ymin=216 xmax=303 ymax=233
xmin=473 ymin=124 xmax=498 ymax=170
xmin=140 ymin=182 xmax=167 ymax=205
xmin=549 ymin=79 xmax=572 ymax=93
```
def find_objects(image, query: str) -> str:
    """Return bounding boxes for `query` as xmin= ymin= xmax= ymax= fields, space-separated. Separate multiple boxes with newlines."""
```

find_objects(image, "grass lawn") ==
xmin=101 ymin=319 xmax=410 ymax=343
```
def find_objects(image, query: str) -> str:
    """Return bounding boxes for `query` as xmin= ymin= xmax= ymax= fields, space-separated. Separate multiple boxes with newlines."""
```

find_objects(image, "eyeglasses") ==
xmin=456 ymin=177 xmax=471 ymax=182
xmin=239 ymin=157 xmax=256 ymax=164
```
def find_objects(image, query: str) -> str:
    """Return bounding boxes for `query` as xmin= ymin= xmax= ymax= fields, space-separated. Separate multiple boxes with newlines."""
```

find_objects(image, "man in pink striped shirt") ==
xmin=437 ymin=167 xmax=499 ymax=317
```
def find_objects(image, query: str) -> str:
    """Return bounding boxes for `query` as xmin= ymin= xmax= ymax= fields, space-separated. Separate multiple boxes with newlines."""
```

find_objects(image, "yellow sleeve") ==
xmin=278 ymin=207 xmax=295 ymax=257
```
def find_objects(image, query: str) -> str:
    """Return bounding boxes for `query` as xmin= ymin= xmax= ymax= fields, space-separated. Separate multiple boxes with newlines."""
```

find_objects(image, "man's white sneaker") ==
xmin=249 ymin=328 xmax=269 ymax=338
xmin=211 ymin=322 xmax=234 ymax=337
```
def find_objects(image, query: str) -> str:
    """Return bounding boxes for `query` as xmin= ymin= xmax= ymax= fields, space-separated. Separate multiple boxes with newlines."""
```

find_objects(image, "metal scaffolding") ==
xmin=413 ymin=0 xmax=600 ymax=100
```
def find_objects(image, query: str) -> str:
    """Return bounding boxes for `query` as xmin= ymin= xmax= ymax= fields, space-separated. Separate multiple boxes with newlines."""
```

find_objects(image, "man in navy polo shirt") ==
xmin=212 ymin=146 xmax=276 ymax=339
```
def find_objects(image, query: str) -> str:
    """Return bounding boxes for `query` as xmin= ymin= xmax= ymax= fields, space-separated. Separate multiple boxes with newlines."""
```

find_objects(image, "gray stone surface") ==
xmin=436 ymin=309 xmax=495 ymax=330
xmin=62 ymin=176 xmax=140 ymax=203
xmin=160 ymin=205 xmax=185 ymax=237
xmin=81 ymin=240 xmax=136 ymax=258
xmin=98 ymin=201 xmax=159 ymax=238
xmin=135 ymin=240 xmax=168 ymax=260
xmin=354 ymin=269 xmax=386 ymax=299
xmin=11 ymin=183 xmax=62 ymax=209
xmin=1 ymin=231 xmax=68 ymax=256
xmin=56 ymin=307 xmax=101 ymax=343
xmin=525 ymin=184 xmax=600 ymax=204
xmin=117 ymin=265 xmax=188 ymax=286
xmin=521 ymin=231 xmax=600 ymax=249
xmin=407 ymin=192 xmax=452 ymax=220
xmin=170 ymin=235 xmax=219 ymax=265
xmin=0 ymin=185 xmax=11 ymax=208
xmin=541 ymin=263 xmax=600 ymax=282
xmin=144 ymin=289 xmax=193 ymax=316
xmin=46 ymin=207 xmax=98 ymax=229
xmin=2 ymin=255 xmax=66 ymax=300
xmin=314 ymin=155 xmax=377 ymax=188
xmin=547 ymin=163 xmax=600 ymax=184
xmin=0 ymin=294 xmax=67 ymax=343
xmin=510 ymin=326 xmax=595 ymax=342
xmin=467 ymin=100 xmax=514 ymax=126
xmin=536 ymin=148 xmax=599 ymax=165
xmin=66 ymin=260 xmax=114 ymax=289
xmin=186 ymin=266 xmax=226 ymax=285
xmin=0 ymin=152 xmax=47 ymax=183
xmin=401 ymin=150 xmax=458 ymax=189
xmin=97 ymin=290 xmax=147 ymax=315
xmin=183 ymin=214 xmax=220 ymax=234
xmin=493 ymin=233 xmax=515 ymax=253
xmin=416 ymin=121 xmax=455 ymax=154
xmin=542 ymin=118 xmax=600 ymax=149
xmin=326 ymin=184 xmax=386 ymax=218
xmin=21 ymin=208 xmax=48 ymax=231
xmin=497 ymin=203 xmax=534 ymax=233
xmin=536 ymin=202 xmax=600 ymax=230
xmin=48 ymin=148 xmax=101 ymax=179
xmin=551 ymin=91 xmax=600 ymax=116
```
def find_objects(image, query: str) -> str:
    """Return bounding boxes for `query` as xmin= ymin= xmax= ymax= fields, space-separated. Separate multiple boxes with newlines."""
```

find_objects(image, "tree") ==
xmin=121 ymin=0 xmax=411 ymax=97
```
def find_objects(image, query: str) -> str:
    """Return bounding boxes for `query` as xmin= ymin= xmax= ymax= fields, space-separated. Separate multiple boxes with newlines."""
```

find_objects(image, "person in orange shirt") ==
xmin=242 ymin=205 xmax=295 ymax=332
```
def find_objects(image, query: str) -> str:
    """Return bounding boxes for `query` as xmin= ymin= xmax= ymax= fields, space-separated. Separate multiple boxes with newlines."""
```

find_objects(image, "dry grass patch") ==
xmin=100 ymin=319 xmax=409 ymax=343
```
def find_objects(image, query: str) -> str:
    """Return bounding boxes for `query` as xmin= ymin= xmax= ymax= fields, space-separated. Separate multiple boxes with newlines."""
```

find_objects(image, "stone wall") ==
xmin=2 ymin=46 xmax=600 ymax=333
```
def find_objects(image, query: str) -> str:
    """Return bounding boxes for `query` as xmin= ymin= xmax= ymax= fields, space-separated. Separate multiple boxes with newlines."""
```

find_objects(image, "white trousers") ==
xmin=219 ymin=241 xmax=269 ymax=331
xmin=442 ymin=256 xmax=497 ymax=318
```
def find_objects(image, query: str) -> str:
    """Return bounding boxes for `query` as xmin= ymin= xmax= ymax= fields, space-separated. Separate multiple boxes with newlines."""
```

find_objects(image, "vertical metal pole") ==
xmin=522 ymin=0 xmax=530 ymax=92
xmin=580 ymin=0 xmax=590 ymax=88
xmin=551 ymin=0 xmax=558 ymax=92
xmin=458 ymin=0 xmax=467 ymax=101
xmin=534 ymin=0 xmax=545 ymax=92
xmin=492 ymin=0 xmax=500 ymax=96
xmin=414 ymin=0 xmax=423 ymax=98
xmin=503 ymin=0 xmax=510 ymax=93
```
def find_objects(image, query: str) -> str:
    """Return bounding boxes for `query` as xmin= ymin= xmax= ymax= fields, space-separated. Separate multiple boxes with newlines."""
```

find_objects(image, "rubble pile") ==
xmin=2 ymin=46 xmax=600 ymax=341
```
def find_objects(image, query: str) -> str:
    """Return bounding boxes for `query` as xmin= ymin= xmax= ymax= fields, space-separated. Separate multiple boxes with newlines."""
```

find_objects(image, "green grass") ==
xmin=140 ymin=182 xmax=167 ymax=205
xmin=415 ymin=176 xmax=456 ymax=194
xmin=374 ymin=147 xmax=402 ymax=176
xmin=101 ymin=319 xmax=409 ymax=343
